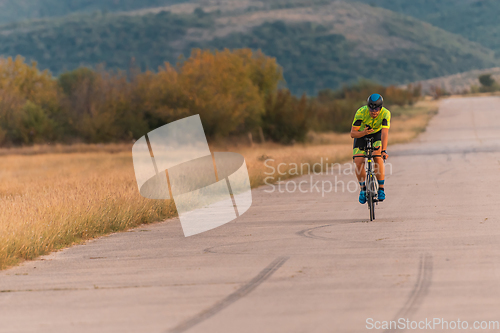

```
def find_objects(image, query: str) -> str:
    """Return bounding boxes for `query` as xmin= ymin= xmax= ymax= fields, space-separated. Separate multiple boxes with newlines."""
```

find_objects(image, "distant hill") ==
xmin=191 ymin=2 xmax=499 ymax=94
xmin=0 ymin=10 xmax=214 ymax=73
xmin=350 ymin=0 xmax=472 ymax=20
xmin=0 ymin=0 xmax=498 ymax=94
xmin=354 ymin=0 xmax=500 ymax=55
xmin=0 ymin=0 xmax=188 ymax=24
xmin=405 ymin=67 xmax=500 ymax=95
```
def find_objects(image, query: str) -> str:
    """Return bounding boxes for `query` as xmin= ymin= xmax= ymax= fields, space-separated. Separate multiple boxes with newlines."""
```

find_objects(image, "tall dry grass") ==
xmin=0 ymin=152 xmax=175 ymax=269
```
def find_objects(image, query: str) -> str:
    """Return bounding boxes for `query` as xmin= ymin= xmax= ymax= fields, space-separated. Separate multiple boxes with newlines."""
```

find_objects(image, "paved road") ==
xmin=1 ymin=97 xmax=500 ymax=333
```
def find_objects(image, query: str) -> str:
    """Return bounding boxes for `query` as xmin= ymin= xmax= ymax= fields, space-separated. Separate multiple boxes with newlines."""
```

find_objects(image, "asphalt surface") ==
xmin=1 ymin=96 xmax=500 ymax=332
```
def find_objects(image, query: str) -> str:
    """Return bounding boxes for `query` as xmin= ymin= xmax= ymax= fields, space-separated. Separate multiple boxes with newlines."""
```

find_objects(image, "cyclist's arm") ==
xmin=381 ymin=128 xmax=389 ymax=151
xmin=351 ymin=126 xmax=371 ymax=138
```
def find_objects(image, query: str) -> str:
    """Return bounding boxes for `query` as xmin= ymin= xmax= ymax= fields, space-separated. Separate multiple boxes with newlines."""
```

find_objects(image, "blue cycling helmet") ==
xmin=367 ymin=93 xmax=383 ymax=109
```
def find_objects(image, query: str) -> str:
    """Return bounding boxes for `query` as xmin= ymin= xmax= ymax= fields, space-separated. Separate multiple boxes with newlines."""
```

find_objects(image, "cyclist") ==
xmin=350 ymin=93 xmax=390 ymax=204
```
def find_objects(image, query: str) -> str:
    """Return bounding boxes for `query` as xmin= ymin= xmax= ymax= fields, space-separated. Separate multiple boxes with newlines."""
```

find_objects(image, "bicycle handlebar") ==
xmin=364 ymin=137 xmax=386 ymax=160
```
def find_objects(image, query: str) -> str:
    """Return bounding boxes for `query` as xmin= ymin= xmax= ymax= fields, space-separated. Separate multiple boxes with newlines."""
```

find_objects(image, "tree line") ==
xmin=0 ymin=49 xmax=419 ymax=146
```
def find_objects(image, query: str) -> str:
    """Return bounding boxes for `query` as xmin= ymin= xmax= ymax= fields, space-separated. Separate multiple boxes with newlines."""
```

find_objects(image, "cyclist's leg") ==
xmin=354 ymin=154 xmax=367 ymax=204
xmin=353 ymin=139 xmax=367 ymax=204
xmin=371 ymin=131 xmax=386 ymax=200
xmin=374 ymin=156 xmax=386 ymax=201
xmin=372 ymin=131 xmax=384 ymax=188
xmin=353 ymin=154 xmax=366 ymax=182
xmin=352 ymin=137 xmax=367 ymax=182
xmin=373 ymin=156 xmax=385 ymax=187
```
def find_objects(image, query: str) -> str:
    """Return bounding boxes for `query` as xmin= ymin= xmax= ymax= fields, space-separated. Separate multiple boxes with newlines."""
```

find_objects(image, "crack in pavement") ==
xmin=0 ymin=282 xmax=241 ymax=293
xmin=391 ymin=146 xmax=500 ymax=157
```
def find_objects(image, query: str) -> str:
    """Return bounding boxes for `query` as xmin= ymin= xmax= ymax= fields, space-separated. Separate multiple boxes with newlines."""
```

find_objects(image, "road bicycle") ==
xmin=364 ymin=137 xmax=380 ymax=221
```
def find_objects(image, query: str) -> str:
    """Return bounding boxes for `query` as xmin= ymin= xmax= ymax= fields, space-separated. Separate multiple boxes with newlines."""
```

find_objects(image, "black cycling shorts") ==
xmin=353 ymin=130 xmax=382 ymax=157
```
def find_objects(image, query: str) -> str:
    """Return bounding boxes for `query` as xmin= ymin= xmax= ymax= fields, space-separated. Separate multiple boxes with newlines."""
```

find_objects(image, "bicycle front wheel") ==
xmin=368 ymin=191 xmax=375 ymax=221
xmin=367 ymin=174 xmax=376 ymax=221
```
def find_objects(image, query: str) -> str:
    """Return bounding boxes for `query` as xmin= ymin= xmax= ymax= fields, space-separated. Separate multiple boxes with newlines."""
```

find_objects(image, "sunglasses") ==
xmin=369 ymin=106 xmax=381 ymax=112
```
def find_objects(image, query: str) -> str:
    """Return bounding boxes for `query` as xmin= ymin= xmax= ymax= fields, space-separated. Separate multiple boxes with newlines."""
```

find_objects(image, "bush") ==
xmin=262 ymin=90 xmax=310 ymax=143
xmin=0 ymin=56 xmax=59 ymax=144
xmin=478 ymin=73 xmax=500 ymax=92
xmin=178 ymin=49 xmax=268 ymax=137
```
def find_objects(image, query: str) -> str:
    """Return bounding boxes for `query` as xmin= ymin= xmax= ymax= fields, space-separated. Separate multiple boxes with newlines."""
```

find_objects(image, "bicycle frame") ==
xmin=364 ymin=137 xmax=379 ymax=221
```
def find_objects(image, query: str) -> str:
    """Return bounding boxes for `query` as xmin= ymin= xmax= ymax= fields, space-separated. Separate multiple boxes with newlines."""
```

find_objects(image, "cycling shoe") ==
xmin=359 ymin=190 xmax=366 ymax=204
xmin=378 ymin=189 xmax=385 ymax=201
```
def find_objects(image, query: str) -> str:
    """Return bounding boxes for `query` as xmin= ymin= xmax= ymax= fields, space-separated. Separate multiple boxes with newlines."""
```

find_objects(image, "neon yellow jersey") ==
xmin=351 ymin=106 xmax=391 ymax=133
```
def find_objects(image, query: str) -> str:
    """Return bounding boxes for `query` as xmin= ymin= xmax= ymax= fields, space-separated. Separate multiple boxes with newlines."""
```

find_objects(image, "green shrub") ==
xmin=262 ymin=90 xmax=311 ymax=143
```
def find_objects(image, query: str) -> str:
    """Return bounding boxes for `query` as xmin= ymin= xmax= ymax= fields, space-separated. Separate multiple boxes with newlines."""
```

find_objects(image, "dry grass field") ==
xmin=0 ymin=99 xmax=438 ymax=269
xmin=0 ymin=152 xmax=176 ymax=269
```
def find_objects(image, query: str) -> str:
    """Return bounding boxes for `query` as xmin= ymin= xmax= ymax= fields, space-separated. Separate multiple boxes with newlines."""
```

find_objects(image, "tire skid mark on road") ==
xmin=437 ymin=167 xmax=454 ymax=176
xmin=203 ymin=238 xmax=295 ymax=254
xmin=296 ymin=221 xmax=366 ymax=240
xmin=383 ymin=253 xmax=433 ymax=333
xmin=203 ymin=241 xmax=256 ymax=254
xmin=165 ymin=256 xmax=289 ymax=333
xmin=204 ymin=220 xmax=360 ymax=254
xmin=296 ymin=223 xmax=337 ymax=240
